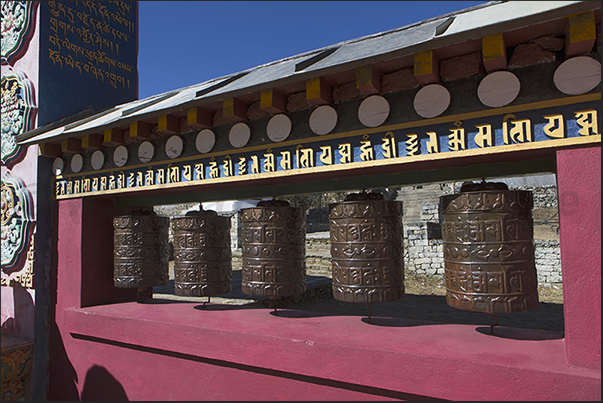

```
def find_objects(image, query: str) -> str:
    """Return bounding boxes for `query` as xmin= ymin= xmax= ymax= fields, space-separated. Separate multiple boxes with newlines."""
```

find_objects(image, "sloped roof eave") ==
xmin=16 ymin=0 xmax=597 ymax=146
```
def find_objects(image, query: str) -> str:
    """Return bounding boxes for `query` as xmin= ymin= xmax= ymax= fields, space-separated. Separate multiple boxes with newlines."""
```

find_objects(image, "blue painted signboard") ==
xmin=38 ymin=1 xmax=138 ymax=126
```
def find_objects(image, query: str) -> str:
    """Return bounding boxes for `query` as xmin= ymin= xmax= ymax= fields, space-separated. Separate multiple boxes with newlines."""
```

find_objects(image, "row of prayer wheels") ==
xmin=113 ymin=181 xmax=539 ymax=319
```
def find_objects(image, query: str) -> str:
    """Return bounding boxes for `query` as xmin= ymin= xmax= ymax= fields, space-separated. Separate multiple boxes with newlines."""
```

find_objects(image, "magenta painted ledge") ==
xmin=63 ymin=302 xmax=600 ymax=401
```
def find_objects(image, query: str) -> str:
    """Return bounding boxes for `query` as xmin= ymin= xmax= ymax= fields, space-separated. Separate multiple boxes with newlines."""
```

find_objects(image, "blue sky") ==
xmin=137 ymin=1 xmax=488 ymax=99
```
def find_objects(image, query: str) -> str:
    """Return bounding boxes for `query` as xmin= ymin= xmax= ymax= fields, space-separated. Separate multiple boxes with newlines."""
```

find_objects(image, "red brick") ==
xmin=509 ymin=43 xmax=556 ymax=68
xmin=333 ymin=81 xmax=361 ymax=104
xmin=381 ymin=68 xmax=419 ymax=92
xmin=533 ymin=36 xmax=565 ymax=51
xmin=440 ymin=52 xmax=485 ymax=82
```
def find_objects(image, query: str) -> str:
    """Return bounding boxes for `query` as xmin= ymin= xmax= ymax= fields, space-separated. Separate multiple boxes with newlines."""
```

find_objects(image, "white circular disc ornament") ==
xmin=358 ymin=95 xmax=390 ymax=127
xmin=70 ymin=153 xmax=84 ymax=173
xmin=553 ymin=56 xmax=601 ymax=95
xmin=266 ymin=114 xmax=292 ymax=142
xmin=165 ymin=135 xmax=184 ymax=159
xmin=52 ymin=157 xmax=64 ymax=176
xmin=91 ymin=150 xmax=105 ymax=170
xmin=113 ymin=145 xmax=128 ymax=167
xmin=138 ymin=141 xmax=155 ymax=163
xmin=196 ymin=129 xmax=216 ymax=153
xmin=477 ymin=71 xmax=521 ymax=107
xmin=309 ymin=105 xmax=337 ymax=135
xmin=229 ymin=123 xmax=251 ymax=148
xmin=413 ymin=84 xmax=451 ymax=118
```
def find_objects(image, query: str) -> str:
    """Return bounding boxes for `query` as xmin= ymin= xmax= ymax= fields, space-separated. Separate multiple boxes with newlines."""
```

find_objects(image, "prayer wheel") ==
xmin=171 ymin=207 xmax=232 ymax=297
xmin=240 ymin=199 xmax=306 ymax=299
xmin=440 ymin=181 xmax=538 ymax=314
xmin=113 ymin=211 xmax=170 ymax=297
xmin=329 ymin=191 xmax=404 ymax=304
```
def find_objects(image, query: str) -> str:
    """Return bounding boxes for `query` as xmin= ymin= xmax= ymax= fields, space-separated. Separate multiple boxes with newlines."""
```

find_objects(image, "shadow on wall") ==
xmin=81 ymin=365 xmax=128 ymax=401
xmin=1 ymin=282 xmax=35 ymax=338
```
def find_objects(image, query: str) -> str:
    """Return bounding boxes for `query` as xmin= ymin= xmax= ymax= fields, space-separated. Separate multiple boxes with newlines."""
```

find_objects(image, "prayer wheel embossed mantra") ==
xmin=171 ymin=208 xmax=232 ymax=297
xmin=329 ymin=192 xmax=404 ymax=304
xmin=113 ymin=211 xmax=170 ymax=288
xmin=240 ymin=200 xmax=306 ymax=298
xmin=440 ymin=181 xmax=538 ymax=314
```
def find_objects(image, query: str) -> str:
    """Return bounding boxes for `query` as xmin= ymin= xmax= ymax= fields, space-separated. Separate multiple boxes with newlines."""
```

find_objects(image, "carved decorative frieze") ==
xmin=1 ymin=69 xmax=36 ymax=166
xmin=1 ymin=174 xmax=35 ymax=276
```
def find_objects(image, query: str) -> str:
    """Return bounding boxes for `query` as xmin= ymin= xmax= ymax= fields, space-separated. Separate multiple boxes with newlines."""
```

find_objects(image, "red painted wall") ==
xmin=557 ymin=146 xmax=601 ymax=372
xmin=48 ymin=146 xmax=601 ymax=401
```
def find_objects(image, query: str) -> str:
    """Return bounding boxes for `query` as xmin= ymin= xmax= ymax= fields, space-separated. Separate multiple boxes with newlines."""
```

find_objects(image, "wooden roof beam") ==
xmin=482 ymin=33 xmax=507 ymax=73
xmin=186 ymin=107 xmax=213 ymax=129
xmin=128 ymin=121 xmax=153 ymax=141
xmin=414 ymin=50 xmax=439 ymax=84
xmin=61 ymin=138 xmax=82 ymax=154
xmin=39 ymin=142 xmax=62 ymax=157
xmin=157 ymin=114 xmax=180 ymax=135
xmin=565 ymin=10 xmax=596 ymax=57
xmin=222 ymin=98 xmax=248 ymax=122
xmin=260 ymin=88 xmax=288 ymax=114
xmin=356 ymin=65 xmax=381 ymax=95
xmin=102 ymin=128 xmax=125 ymax=146
xmin=81 ymin=133 xmax=104 ymax=151
xmin=306 ymin=77 xmax=332 ymax=105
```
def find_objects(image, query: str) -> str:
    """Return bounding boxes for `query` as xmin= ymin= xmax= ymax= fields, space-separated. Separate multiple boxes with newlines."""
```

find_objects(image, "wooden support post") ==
xmin=129 ymin=121 xmax=153 ymax=141
xmin=222 ymin=98 xmax=248 ymax=122
xmin=61 ymin=138 xmax=83 ymax=154
xmin=260 ymin=88 xmax=288 ymax=114
xmin=565 ymin=11 xmax=596 ymax=57
xmin=482 ymin=33 xmax=507 ymax=73
xmin=157 ymin=114 xmax=180 ymax=135
xmin=102 ymin=128 xmax=125 ymax=146
xmin=356 ymin=65 xmax=381 ymax=95
xmin=39 ymin=143 xmax=62 ymax=157
xmin=81 ymin=134 xmax=104 ymax=151
xmin=186 ymin=107 xmax=213 ymax=129
xmin=306 ymin=77 xmax=332 ymax=105
xmin=414 ymin=50 xmax=439 ymax=84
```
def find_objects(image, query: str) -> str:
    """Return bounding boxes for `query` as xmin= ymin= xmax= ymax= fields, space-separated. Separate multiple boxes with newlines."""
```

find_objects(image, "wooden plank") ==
xmin=114 ymin=158 xmax=556 ymax=208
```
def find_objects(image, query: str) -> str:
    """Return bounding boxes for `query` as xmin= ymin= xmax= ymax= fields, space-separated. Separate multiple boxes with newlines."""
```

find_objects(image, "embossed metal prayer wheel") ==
xmin=240 ymin=199 xmax=306 ymax=300
xmin=329 ymin=191 xmax=404 ymax=305
xmin=440 ymin=180 xmax=538 ymax=315
xmin=171 ymin=206 xmax=232 ymax=297
xmin=113 ymin=211 xmax=170 ymax=300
